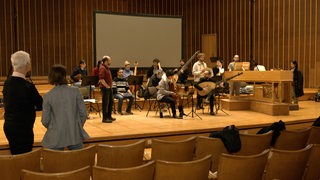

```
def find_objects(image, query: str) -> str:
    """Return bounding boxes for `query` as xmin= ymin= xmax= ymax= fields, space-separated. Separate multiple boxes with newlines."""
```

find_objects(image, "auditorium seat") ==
xmin=151 ymin=137 xmax=196 ymax=162
xmin=263 ymin=145 xmax=312 ymax=180
xmin=0 ymin=148 xmax=41 ymax=180
xmin=96 ymin=140 xmax=145 ymax=168
xmin=303 ymin=144 xmax=320 ymax=180
xmin=21 ymin=166 xmax=91 ymax=180
xmin=194 ymin=136 xmax=228 ymax=173
xmin=235 ymin=131 xmax=272 ymax=155
xmin=41 ymin=145 xmax=96 ymax=173
xmin=274 ymin=128 xmax=311 ymax=150
xmin=93 ymin=160 xmax=155 ymax=180
xmin=307 ymin=126 xmax=320 ymax=145
xmin=216 ymin=150 xmax=269 ymax=180
xmin=154 ymin=155 xmax=212 ymax=180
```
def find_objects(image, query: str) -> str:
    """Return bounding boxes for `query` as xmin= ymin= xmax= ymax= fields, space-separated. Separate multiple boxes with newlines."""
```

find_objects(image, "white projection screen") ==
xmin=94 ymin=12 xmax=183 ymax=68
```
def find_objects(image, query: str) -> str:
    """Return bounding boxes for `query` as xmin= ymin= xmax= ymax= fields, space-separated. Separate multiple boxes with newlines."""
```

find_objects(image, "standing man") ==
xmin=113 ymin=69 xmax=134 ymax=115
xmin=192 ymin=52 xmax=208 ymax=109
xmin=228 ymin=54 xmax=241 ymax=96
xmin=3 ymin=51 xmax=43 ymax=154
xmin=99 ymin=56 xmax=116 ymax=123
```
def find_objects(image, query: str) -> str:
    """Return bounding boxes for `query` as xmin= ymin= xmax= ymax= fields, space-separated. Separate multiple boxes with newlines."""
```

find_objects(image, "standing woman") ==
xmin=291 ymin=60 xmax=304 ymax=104
xmin=3 ymin=51 xmax=43 ymax=154
xmin=41 ymin=64 xmax=89 ymax=150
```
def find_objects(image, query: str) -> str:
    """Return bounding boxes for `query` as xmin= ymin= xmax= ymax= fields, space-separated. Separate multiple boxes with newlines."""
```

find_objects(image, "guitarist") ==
xmin=173 ymin=59 xmax=189 ymax=85
xmin=70 ymin=59 xmax=87 ymax=87
xmin=194 ymin=69 xmax=226 ymax=115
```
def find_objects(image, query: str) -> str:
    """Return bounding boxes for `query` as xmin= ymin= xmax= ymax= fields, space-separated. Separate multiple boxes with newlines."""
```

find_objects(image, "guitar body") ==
xmin=197 ymin=82 xmax=217 ymax=96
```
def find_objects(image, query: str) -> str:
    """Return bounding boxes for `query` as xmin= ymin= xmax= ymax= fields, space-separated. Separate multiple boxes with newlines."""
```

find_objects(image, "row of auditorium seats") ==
xmin=1 ymin=126 xmax=319 ymax=180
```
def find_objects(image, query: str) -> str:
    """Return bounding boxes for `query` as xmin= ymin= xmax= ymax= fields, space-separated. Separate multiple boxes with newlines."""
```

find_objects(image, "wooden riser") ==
xmin=221 ymin=99 xmax=289 ymax=116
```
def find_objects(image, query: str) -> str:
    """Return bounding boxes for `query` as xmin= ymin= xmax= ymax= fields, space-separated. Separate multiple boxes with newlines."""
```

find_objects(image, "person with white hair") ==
xmin=123 ymin=60 xmax=133 ymax=78
xmin=3 ymin=50 xmax=43 ymax=154
xmin=228 ymin=54 xmax=241 ymax=96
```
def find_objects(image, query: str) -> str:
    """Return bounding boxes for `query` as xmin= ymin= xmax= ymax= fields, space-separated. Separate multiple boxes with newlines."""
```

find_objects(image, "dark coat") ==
xmin=293 ymin=69 xmax=304 ymax=97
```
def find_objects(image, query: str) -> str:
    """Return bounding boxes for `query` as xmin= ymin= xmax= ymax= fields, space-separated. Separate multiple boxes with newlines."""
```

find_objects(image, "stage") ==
xmin=0 ymin=100 xmax=319 ymax=151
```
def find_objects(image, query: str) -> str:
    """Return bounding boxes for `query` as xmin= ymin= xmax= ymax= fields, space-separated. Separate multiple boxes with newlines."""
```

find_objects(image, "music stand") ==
xmin=127 ymin=75 xmax=144 ymax=111
xmin=81 ymin=76 xmax=100 ymax=116
xmin=186 ymin=80 xmax=202 ymax=120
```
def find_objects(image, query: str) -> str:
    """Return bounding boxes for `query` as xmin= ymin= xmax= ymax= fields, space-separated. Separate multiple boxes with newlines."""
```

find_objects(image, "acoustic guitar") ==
xmin=197 ymin=72 xmax=243 ymax=96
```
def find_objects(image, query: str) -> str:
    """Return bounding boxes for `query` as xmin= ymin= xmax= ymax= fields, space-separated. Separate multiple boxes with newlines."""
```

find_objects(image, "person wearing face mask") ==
xmin=123 ymin=60 xmax=133 ymax=78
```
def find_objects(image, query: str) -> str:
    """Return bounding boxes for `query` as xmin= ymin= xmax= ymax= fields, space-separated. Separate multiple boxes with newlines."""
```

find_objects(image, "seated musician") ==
xmin=113 ymin=69 xmax=134 ymax=115
xmin=71 ymin=59 xmax=87 ymax=87
xmin=157 ymin=70 xmax=185 ymax=119
xmin=123 ymin=60 xmax=133 ymax=78
xmin=194 ymin=68 xmax=226 ymax=115
xmin=173 ymin=59 xmax=189 ymax=85
xmin=147 ymin=58 xmax=162 ymax=80
xmin=212 ymin=59 xmax=225 ymax=77
xmin=147 ymin=69 xmax=164 ymax=88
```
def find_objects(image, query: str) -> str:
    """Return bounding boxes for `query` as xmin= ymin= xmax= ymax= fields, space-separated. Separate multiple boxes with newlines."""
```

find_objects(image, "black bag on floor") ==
xmin=210 ymin=125 xmax=241 ymax=153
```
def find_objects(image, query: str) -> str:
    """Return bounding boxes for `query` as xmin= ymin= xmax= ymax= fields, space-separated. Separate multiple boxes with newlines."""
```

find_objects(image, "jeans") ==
xmin=101 ymin=88 xmax=113 ymax=119
xmin=114 ymin=93 xmax=134 ymax=113
xmin=159 ymin=96 xmax=176 ymax=116
xmin=50 ymin=142 xmax=84 ymax=151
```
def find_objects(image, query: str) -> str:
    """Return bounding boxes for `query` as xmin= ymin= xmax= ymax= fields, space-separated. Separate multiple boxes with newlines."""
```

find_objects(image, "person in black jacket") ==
xmin=290 ymin=60 xmax=304 ymax=104
xmin=3 ymin=51 xmax=43 ymax=154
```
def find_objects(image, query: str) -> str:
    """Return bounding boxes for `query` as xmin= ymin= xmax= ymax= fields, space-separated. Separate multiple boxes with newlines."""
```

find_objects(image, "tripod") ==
xmin=214 ymin=91 xmax=229 ymax=115
xmin=127 ymin=75 xmax=144 ymax=111
xmin=81 ymin=76 xmax=100 ymax=116
xmin=186 ymin=83 xmax=202 ymax=120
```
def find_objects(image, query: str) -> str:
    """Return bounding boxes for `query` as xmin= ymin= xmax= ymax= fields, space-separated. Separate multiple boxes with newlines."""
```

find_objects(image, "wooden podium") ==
xmin=222 ymin=70 xmax=293 ymax=115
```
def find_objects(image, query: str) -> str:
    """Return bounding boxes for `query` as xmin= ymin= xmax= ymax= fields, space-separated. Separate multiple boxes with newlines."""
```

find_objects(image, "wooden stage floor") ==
xmin=0 ymin=101 xmax=319 ymax=150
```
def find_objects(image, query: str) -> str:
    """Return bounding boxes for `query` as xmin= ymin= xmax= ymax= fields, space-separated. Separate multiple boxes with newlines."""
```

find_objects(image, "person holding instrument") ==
xmin=194 ymin=68 xmax=226 ymax=115
xmin=157 ymin=70 xmax=185 ymax=119
xmin=147 ymin=58 xmax=162 ymax=79
xmin=71 ymin=59 xmax=87 ymax=87
xmin=123 ymin=60 xmax=134 ymax=78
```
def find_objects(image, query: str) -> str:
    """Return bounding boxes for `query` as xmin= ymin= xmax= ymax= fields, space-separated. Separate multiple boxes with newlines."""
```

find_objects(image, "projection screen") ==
xmin=94 ymin=12 xmax=183 ymax=68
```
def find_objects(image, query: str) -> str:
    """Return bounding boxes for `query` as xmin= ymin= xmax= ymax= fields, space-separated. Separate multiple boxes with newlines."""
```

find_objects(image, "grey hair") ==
xmin=11 ymin=51 xmax=31 ymax=71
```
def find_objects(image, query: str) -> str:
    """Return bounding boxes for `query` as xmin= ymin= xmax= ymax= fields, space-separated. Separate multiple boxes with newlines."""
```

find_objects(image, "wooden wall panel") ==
xmin=0 ymin=0 xmax=319 ymax=88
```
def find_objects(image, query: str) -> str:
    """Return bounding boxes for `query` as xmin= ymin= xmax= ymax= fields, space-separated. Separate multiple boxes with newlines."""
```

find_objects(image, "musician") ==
xmin=173 ymin=59 xmax=189 ymax=85
xmin=157 ymin=70 xmax=185 ymax=118
xmin=147 ymin=58 xmax=162 ymax=79
xmin=228 ymin=54 xmax=241 ymax=96
xmin=194 ymin=69 xmax=226 ymax=115
xmin=212 ymin=59 xmax=225 ymax=77
xmin=113 ymin=69 xmax=134 ymax=115
xmin=71 ymin=59 xmax=87 ymax=87
xmin=147 ymin=69 xmax=164 ymax=88
xmin=192 ymin=53 xmax=207 ymax=83
xmin=123 ymin=60 xmax=133 ymax=78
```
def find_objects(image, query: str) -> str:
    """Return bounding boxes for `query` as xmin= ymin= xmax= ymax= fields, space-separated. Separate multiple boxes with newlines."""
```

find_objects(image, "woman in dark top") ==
xmin=3 ymin=51 xmax=43 ymax=154
xmin=291 ymin=60 xmax=304 ymax=104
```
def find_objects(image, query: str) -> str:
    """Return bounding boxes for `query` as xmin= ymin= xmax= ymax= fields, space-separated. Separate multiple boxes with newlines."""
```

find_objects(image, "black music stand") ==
xmin=127 ymin=75 xmax=144 ymax=111
xmin=81 ymin=76 xmax=100 ymax=116
xmin=186 ymin=80 xmax=202 ymax=120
